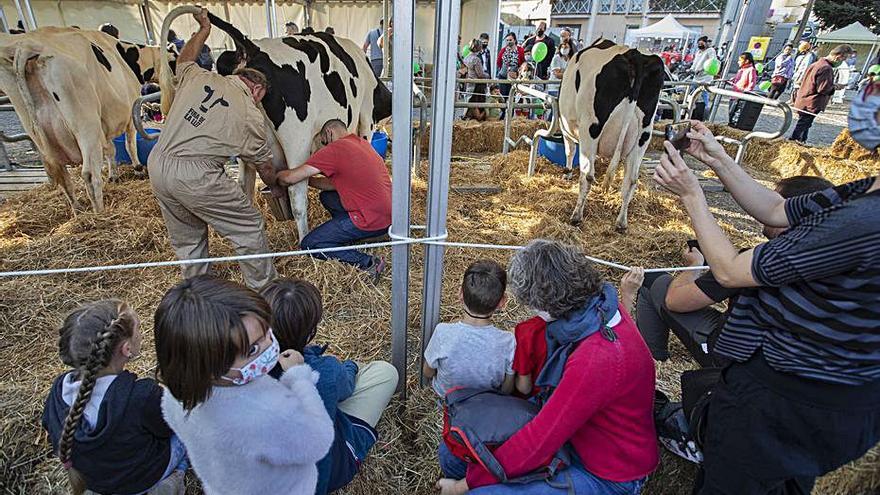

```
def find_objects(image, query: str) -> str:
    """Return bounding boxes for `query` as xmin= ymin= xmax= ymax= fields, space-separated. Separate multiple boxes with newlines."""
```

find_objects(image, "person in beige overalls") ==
xmin=149 ymin=9 xmax=281 ymax=289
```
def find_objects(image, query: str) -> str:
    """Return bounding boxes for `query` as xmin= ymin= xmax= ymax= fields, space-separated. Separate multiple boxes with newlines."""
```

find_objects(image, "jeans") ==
xmin=135 ymin=435 xmax=189 ymax=494
xmin=439 ymin=442 xmax=646 ymax=494
xmin=635 ymin=274 xmax=721 ymax=367
xmin=790 ymin=113 xmax=816 ymax=143
xmin=300 ymin=191 xmax=388 ymax=269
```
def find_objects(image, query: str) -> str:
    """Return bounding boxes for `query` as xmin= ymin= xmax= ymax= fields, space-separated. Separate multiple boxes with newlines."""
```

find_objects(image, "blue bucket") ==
xmin=113 ymin=128 xmax=161 ymax=165
xmin=537 ymin=137 xmax=579 ymax=168
xmin=371 ymin=131 xmax=388 ymax=158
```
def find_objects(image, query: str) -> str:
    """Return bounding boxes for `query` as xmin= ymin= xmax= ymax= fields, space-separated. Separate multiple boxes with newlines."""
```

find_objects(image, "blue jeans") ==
xmin=300 ymin=191 xmax=388 ymax=269
xmin=136 ymin=435 xmax=189 ymax=494
xmin=439 ymin=442 xmax=645 ymax=495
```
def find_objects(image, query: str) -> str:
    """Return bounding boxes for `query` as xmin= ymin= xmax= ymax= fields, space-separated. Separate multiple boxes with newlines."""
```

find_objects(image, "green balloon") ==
xmin=869 ymin=64 xmax=880 ymax=75
xmin=461 ymin=45 xmax=471 ymax=58
xmin=703 ymin=58 xmax=720 ymax=76
xmin=413 ymin=62 xmax=421 ymax=74
xmin=755 ymin=63 xmax=764 ymax=74
xmin=759 ymin=80 xmax=772 ymax=91
xmin=531 ymin=42 xmax=548 ymax=63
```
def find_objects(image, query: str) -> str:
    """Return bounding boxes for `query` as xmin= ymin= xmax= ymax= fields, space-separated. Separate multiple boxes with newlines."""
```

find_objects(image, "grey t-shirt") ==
xmin=365 ymin=28 xmax=383 ymax=61
xmin=424 ymin=321 xmax=516 ymax=397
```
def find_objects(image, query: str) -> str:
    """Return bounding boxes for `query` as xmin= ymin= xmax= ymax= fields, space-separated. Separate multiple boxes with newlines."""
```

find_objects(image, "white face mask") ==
xmin=222 ymin=329 xmax=280 ymax=386
xmin=560 ymin=48 xmax=570 ymax=56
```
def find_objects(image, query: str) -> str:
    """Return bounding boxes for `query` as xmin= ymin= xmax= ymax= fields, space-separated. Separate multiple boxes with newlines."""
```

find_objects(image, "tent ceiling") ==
xmin=817 ymin=21 xmax=880 ymax=44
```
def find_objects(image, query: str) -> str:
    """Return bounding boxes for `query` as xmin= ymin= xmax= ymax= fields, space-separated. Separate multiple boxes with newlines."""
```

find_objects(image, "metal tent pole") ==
xmin=265 ymin=0 xmax=275 ymax=37
xmin=390 ymin=0 xmax=414 ymax=395
xmin=21 ymin=0 xmax=35 ymax=29
xmin=419 ymin=0 xmax=460 ymax=387
xmin=709 ymin=0 xmax=750 ymax=122
xmin=382 ymin=0 xmax=390 ymax=77
xmin=584 ymin=0 xmax=599 ymax=44
xmin=11 ymin=0 xmax=26 ymax=32
xmin=141 ymin=0 xmax=157 ymax=45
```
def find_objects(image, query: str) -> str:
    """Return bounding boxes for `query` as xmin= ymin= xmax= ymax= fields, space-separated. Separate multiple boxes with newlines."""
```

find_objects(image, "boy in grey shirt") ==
xmin=423 ymin=260 xmax=515 ymax=397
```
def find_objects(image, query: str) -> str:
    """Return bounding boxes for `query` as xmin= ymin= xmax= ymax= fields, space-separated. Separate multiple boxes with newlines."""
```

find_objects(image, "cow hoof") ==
xmin=615 ymin=224 xmax=628 ymax=234
xmin=564 ymin=172 xmax=574 ymax=181
xmin=134 ymin=164 xmax=145 ymax=172
xmin=569 ymin=216 xmax=582 ymax=227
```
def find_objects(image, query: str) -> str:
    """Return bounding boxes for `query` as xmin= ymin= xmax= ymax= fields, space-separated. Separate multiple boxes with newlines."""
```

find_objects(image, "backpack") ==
xmin=442 ymin=388 xmax=571 ymax=484
xmin=849 ymin=81 xmax=880 ymax=151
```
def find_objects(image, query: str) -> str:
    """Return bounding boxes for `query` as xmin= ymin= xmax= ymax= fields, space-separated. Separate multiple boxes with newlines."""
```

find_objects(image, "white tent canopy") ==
xmin=624 ymin=14 xmax=701 ymax=47
xmin=817 ymin=21 xmax=880 ymax=44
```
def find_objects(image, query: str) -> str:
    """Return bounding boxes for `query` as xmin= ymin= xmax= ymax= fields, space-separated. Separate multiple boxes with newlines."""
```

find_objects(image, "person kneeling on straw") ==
xmin=276 ymin=119 xmax=392 ymax=282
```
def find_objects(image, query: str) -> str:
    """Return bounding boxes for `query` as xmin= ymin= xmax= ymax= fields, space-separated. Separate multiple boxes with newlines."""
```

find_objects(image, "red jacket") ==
xmin=794 ymin=58 xmax=836 ymax=114
xmin=465 ymin=307 xmax=659 ymax=487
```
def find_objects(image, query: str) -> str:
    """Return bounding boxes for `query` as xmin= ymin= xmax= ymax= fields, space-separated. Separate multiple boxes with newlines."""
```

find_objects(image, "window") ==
xmin=630 ymin=0 xmax=643 ymax=12
xmin=599 ymin=0 xmax=612 ymax=13
xmin=614 ymin=0 xmax=628 ymax=13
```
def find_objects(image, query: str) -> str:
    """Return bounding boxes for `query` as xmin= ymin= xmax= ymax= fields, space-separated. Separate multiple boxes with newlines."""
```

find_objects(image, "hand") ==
xmin=654 ymin=142 xmax=703 ymax=201
xmin=436 ymin=478 xmax=468 ymax=495
xmin=620 ymin=267 xmax=644 ymax=297
xmin=194 ymin=8 xmax=210 ymax=29
xmin=683 ymin=120 xmax=729 ymax=168
xmin=270 ymin=184 xmax=286 ymax=199
xmin=683 ymin=246 xmax=705 ymax=267
xmin=278 ymin=349 xmax=304 ymax=370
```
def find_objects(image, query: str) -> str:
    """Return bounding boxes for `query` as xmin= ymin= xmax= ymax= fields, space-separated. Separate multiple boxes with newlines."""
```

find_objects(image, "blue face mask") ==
xmin=222 ymin=329 xmax=280 ymax=386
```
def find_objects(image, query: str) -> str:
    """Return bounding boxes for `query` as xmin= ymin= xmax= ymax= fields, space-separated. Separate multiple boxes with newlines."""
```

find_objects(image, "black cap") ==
xmin=698 ymin=36 xmax=710 ymax=43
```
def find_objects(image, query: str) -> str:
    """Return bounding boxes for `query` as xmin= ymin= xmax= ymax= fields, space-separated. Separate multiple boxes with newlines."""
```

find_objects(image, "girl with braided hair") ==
xmin=42 ymin=300 xmax=188 ymax=494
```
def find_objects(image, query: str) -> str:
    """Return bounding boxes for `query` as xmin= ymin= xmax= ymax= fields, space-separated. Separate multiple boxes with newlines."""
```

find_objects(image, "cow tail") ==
xmin=206 ymin=12 xmax=260 ymax=58
xmin=159 ymin=5 xmax=201 ymax=114
xmin=13 ymin=43 xmax=48 ymax=148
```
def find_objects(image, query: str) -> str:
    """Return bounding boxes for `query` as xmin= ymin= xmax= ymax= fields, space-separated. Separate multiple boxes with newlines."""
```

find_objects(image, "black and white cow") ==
xmin=159 ymin=7 xmax=392 ymax=240
xmin=116 ymin=40 xmax=177 ymax=84
xmin=558 ymin=39 xmax=665 ymax=232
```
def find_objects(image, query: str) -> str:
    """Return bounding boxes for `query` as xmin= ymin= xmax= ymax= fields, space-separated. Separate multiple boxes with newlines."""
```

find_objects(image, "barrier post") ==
xmin=420 ymin=0 xmax=460 ymax=387
xmin=390 ymin=0 xmax=415 ymax=395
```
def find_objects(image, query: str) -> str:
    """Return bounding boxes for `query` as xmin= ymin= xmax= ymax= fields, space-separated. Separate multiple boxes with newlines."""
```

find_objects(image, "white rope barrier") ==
xmin=0 ymin=228 xmax=708 ymax=278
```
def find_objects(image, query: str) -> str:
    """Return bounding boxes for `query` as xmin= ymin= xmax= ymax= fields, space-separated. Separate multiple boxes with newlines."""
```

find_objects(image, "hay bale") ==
xmin=0 ymin=158 xmax=877 ymax=495
xmin=830 ymin=128 xmax=880 ymax=163
xmin=410 ymin=118 xmax=548 ymax=154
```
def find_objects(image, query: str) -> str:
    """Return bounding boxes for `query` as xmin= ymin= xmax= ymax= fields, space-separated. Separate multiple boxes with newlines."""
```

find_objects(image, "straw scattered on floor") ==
xmin=0 ymin=139 xmax=877 ymax=494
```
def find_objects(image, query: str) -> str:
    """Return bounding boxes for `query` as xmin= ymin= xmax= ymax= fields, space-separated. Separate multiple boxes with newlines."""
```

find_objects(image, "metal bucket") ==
xmin=260 ymin=186 xmax=293 ymax=221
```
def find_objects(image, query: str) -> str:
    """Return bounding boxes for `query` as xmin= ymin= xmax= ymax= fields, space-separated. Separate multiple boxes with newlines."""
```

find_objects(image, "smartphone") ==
xmin=665 ymin=122 xmax=691 ymax=151
xmin=686 ymin=239 xmax=701 ymax=252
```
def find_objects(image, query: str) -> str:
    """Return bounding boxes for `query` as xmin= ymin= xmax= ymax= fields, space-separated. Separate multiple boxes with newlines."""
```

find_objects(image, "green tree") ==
xmin=813 ymin=0 xmax=880 ymax=33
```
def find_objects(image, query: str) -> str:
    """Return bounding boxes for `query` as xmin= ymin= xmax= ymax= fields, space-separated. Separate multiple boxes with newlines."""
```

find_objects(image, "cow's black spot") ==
xmin=634 ymin=54 xmax=665 ymax=132
xmin=91 ymin=44 xmax=112 ymax=72
xmin=349 ymin=78 xmax=357 ymax=98
xmin=261 ymin=58 xmax=311 ymax=127
xmin=323 ymin=71 xmax=348 ymax=109
xmin=282 ymin=38 xmax=330 ymax=73
xmin=372 ymin=80 xmax=392 ymax=123
xmin=347 ymin=106 xmax=352 ymax=126
xmin=589 ymin=53 xmax=635 ymax=139
xmin=311 ymin=32 xmax=358 ymax=78
xmin=52 ymin=92 xmax=60 ymax=101
xmin=589 ymin=38 xmax=615 ymax=50
xmin=638 ymin=131 xmax=650 ymax=147
xmin=115 ymin=42 xmax=144 ymax=83
xmin=143 ymin=68 xmax=155 ymax=82
xmin=574 ymin=70 xmax=581 ymax=93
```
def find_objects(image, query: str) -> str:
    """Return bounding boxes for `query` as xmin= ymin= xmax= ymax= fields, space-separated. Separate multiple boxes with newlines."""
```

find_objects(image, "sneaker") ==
xmin=654 ymin=392 xmax=703 ymax=464
xmin=369 ymin=257 xmax=386 ymax=284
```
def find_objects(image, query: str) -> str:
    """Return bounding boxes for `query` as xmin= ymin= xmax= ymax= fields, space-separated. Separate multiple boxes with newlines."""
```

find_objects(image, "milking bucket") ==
xmin=260 ymin=187 xmax=293 ymax=221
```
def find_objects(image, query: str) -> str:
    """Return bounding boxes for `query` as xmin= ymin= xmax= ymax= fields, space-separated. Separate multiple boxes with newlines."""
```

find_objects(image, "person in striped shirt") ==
xmin=653 ymin=120 xmax=880 ymax=495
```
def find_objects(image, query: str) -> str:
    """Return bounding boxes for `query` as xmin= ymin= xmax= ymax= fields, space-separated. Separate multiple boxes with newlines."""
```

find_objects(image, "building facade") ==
xmin=550 ymin=0 xmax=724 ymax=46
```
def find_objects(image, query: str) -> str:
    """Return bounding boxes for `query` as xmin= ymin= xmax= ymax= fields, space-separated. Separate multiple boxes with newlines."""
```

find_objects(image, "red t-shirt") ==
xmin=306 ymin=134 xmax=392 ymax=231
xmin=512 ymin=317 xmax=548 ymax=397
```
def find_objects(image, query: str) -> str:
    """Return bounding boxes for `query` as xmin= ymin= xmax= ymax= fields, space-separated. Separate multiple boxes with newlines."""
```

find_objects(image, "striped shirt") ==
xmin=715 ymin=176 xmax=880 ymax=385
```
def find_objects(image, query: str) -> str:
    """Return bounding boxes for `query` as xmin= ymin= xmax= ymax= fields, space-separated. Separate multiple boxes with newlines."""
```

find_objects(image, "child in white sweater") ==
xmin=154 ymin=275 xmax=334 ymax=494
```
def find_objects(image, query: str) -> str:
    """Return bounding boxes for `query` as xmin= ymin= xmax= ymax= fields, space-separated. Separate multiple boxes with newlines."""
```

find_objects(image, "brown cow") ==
xmin=0 ymin=28 xmax=141 ymax=212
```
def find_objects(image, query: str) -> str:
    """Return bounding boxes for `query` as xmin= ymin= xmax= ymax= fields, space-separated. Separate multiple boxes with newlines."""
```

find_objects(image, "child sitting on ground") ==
xmin=155 ymin=275 xmax=334 ymax=494
xmin=42 ymin=300 xmax=187 ymax=495
xmin=514 ymin=267 xmax=645 ymax=396
xmin=261 ymin=278 xmax=398 ymax=495
xmin=423 ymin=259 xmax=515 ymax=397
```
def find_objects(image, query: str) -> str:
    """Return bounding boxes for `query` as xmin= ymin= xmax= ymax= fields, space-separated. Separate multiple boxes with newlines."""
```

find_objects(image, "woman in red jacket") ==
xmin=496 ymin=32 xmax=525 ymax=119
xmin=727 ymin=52 xmax=758 ymax=126
xmin=438 ymin=239 xmax=659 ymax=494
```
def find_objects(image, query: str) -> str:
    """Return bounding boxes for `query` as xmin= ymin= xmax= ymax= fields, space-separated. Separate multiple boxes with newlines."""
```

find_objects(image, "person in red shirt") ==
xmin=277 ymin=119 xmax=392 ymax=278
xmin=437 ymin=240 xmax=658 ymax=495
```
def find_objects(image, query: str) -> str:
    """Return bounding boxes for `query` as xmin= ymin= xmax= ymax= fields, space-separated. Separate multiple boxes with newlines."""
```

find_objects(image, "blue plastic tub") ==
xmin=371 ymin=131 xmax=388 ymax=158
xmin=537 ymin=137 xmax=579 ymax=168
xmin=113 ymin=128 xmax=161 ymax=165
